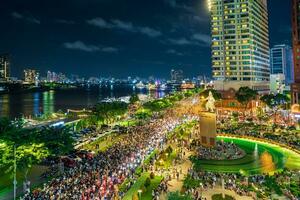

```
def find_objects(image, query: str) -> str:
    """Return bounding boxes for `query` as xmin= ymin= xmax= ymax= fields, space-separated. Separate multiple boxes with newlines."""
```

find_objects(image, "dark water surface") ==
xmin=0 ymin=86 xmax=168 ymax=119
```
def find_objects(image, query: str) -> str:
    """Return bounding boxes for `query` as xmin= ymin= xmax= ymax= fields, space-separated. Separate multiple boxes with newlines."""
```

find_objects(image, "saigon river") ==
xmin=0 ymin=86 xmax=168 ymax=119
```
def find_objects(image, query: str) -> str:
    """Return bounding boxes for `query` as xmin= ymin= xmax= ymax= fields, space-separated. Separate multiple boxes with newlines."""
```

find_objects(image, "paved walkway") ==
xmin=159 ymin=147 xmax=193 ymax=200
xmin=157 ymin=146 xmax=257 ymax=200
xmin=167 ymin=149 xmax=193 ymax=192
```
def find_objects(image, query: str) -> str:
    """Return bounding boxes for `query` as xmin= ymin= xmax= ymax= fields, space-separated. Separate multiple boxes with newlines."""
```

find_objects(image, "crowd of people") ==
xmin=184 ymin=168 xmax=300 ymax=200
xmin=22 ymin=114 xmax=189 ymax=200
xmin=218 ymin=119 xmax=300 ymax=151
xmin=196 ymin=141 xmax=245 ymax=160
xmin=152 ymin=179 xmax=168 ymax=200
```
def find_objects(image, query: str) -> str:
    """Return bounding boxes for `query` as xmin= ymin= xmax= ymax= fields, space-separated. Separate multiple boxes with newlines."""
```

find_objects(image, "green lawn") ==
xmin=119 ymin=120 xmax=138 ymax=127
xmin=0 ymin=165 xmax=48 ymax=198
xmin=211 ymin=194 xmax=235 ymax=200
xmin=122 ymin=172 xmax=163 ymax=200
xmin=82 ymin=133 xmax=126 ymax=153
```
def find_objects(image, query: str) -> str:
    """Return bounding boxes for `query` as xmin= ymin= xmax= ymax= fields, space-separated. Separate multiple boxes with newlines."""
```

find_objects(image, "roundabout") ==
xmin=191 ymin=136 xmax=300 ymax=175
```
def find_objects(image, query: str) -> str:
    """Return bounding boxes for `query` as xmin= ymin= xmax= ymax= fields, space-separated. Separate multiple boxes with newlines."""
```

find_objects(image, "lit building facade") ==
xmin=24 ymin=69 xmax=39 ymax=85
xmin=270 ymin=74 xmax=285 ymax=94
xmin=170 ymin=69 xmax=183 ymax=83
xmin=0 ymin=54 xmax=10 ymax=82
xmin=210 ymin=0 xmax=270 ymax=91
xmin=270 ymin=44 xmax=294 ymax=85
xmin=292 ymin=0 xmax=300 ymax=104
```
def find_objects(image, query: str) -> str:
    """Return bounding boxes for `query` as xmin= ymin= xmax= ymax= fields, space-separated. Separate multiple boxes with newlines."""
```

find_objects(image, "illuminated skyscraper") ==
xmin=292 ymin=0 xmax=300 ymax=104
xmin=24 ymin=69 xmax=39 ymax=85
xmin=210 ymin=0 xmax=270 ymax=91
xmin=0 ymin=54 xmax=10 ymax=82
xmin=170 ymin=69 xmax=183 ymax=83
xmin=270 ymin=44 xmax=293 ymax=85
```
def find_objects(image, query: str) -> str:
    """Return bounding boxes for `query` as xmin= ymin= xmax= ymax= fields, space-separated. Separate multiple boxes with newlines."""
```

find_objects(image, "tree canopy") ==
xmin=129 ymin=94 xmax=140 ymax=104
xmin=0 ymin=118 xmax=74 ymax=179
xmin=168 ymin=191 xmax=193 ymax=200
xmin=235 ymin=87 xmax=258 ymax=106
xmin=92 ymin=101 xmax=128 ymax=124
xmin=260 ymin=93 xmax=289 ymax=110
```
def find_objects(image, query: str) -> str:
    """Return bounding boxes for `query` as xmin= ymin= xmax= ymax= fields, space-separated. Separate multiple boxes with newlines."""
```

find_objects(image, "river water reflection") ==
xmin=0 ymin=86 xmax=168 ymax=119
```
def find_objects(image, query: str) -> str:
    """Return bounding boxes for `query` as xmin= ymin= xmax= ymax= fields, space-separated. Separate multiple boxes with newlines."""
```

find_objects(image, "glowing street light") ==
xmin=138 ymin=189 xmax=142 ymax=200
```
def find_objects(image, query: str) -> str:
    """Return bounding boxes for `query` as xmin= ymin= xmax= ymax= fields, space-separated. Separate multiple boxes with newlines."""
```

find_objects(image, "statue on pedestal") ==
xmin=197 ymin=91 xmax=217 ymax=147
xmin=205 ymin=91 xmax=215 ymax=112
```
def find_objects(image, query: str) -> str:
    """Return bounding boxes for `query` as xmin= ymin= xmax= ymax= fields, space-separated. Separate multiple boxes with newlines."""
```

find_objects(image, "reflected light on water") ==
xmin=43 ymin=91 xmax=54 ymax=115
xmin=33 ymin=92 xmax=40 ymax=117
xmin=260 ymin=151 xmax=275 ymax=173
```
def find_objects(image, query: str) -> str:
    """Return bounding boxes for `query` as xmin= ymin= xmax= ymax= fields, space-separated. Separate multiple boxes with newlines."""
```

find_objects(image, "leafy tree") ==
xmin=129 ymin=94 xmax=140 ymax=104
xmin=0 ymin=141 xmax=49 ymax=182
xmin=235 ymin=87 xmax=258 ymax=116
xmin=143 ymin=99 xmax=173 ymax=112
xmin=16 ymin=144 xmax=49 ymax=181
xmin=36 ymin=127 xmax=74 ymax=156
xmin=183 ymin=174 xmax=201 ymax=190
xmin=93 ymin=101 xmax=128 ymax=124
xmin=134 ymin=109 xmax=152 ymax=120
xmin=211 ymin=194 xmax=235 ymax=200
xmin=260 ymin=93 xmax=289 ymax=124
xmin=168 ymin=191 xmax=193 ymax=200
xmin=168 ymin=93 xmax=184 ymax=102
xmin=0 ymin=117 xmax=14 ymax=134
xmin=144 ymin=177 xmax=151 ymax=188
xmin=260 ymin=93 xmax=289 ymax=110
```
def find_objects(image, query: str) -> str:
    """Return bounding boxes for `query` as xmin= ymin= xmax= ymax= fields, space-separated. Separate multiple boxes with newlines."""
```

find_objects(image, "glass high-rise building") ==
xmin=270 ymin=44 xmax=294 ymax=85
xmin=292 ymin=0 xmax=300 ymax=104
xmin=0 ymin=54 xmax=10 ymax=82
xmin=210 ymin=0 xmax=270 ymax=91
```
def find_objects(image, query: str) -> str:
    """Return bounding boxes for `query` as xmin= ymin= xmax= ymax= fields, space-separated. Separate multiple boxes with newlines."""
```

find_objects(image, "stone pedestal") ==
xmin=199 ymin=112 xmax=216 ymax=147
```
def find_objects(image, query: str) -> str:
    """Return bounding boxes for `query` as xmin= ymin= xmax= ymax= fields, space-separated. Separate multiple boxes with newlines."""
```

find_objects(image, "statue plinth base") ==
xmin=199 ymin=112 xmax=216 ymax=147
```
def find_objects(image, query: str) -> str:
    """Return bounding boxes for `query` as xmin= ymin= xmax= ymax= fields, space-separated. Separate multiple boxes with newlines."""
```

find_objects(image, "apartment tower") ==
xmin=0 ymin=54 xmax=10 ymax=82
xmin=292 ymin=0 xmax=300 ymax=104
xmin=210 ymin=0 xmax=270 ymax=91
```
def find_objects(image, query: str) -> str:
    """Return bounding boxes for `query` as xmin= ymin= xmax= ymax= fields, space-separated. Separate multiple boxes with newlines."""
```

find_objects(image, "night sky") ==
xmin=0 ymin=0 xmax=292 ymax=79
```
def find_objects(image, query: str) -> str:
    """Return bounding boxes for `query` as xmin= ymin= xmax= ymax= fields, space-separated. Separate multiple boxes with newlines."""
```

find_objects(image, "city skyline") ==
xmin=0 ymin=0 xmax=293 ymax=79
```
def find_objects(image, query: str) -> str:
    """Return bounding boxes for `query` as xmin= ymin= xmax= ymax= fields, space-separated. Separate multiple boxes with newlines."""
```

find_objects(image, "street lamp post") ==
xmin=221 ymin=176 xmax=225 ymax=199
xmin=13 ymin=145 xmax=17 ymax=200
xmin=199 ymin=183 xmax=203 ymax=198
xmin=138 ymin=189 xmax=142 ymax=200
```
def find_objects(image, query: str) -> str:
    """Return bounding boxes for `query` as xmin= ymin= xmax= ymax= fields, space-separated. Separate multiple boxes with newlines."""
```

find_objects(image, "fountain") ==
xmin=253 ymin=143 xmax=258 ymax=158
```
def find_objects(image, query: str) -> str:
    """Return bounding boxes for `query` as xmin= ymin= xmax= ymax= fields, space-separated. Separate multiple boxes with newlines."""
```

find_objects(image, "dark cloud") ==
xmin=167 ymin=33 xmax=211 ymax=47
xmin=168 ymin=38 xmax=193 ymax=45
xmin=87 ymin=18 xmax=162 ymax=38
xmin=56 ymin=19 xmax=75 ymax=24
xmin=192 ymin=33 xmax=211 ymax=46
xmin=166 ymin=49 xmax=184 ymax=56
xmin=63 ymin=41 xmax=100 ymax=52
xmin=11 ymin=11 xmax=40 ymax=24
xmin=63 ymin=41 xmax=118 ymax=53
